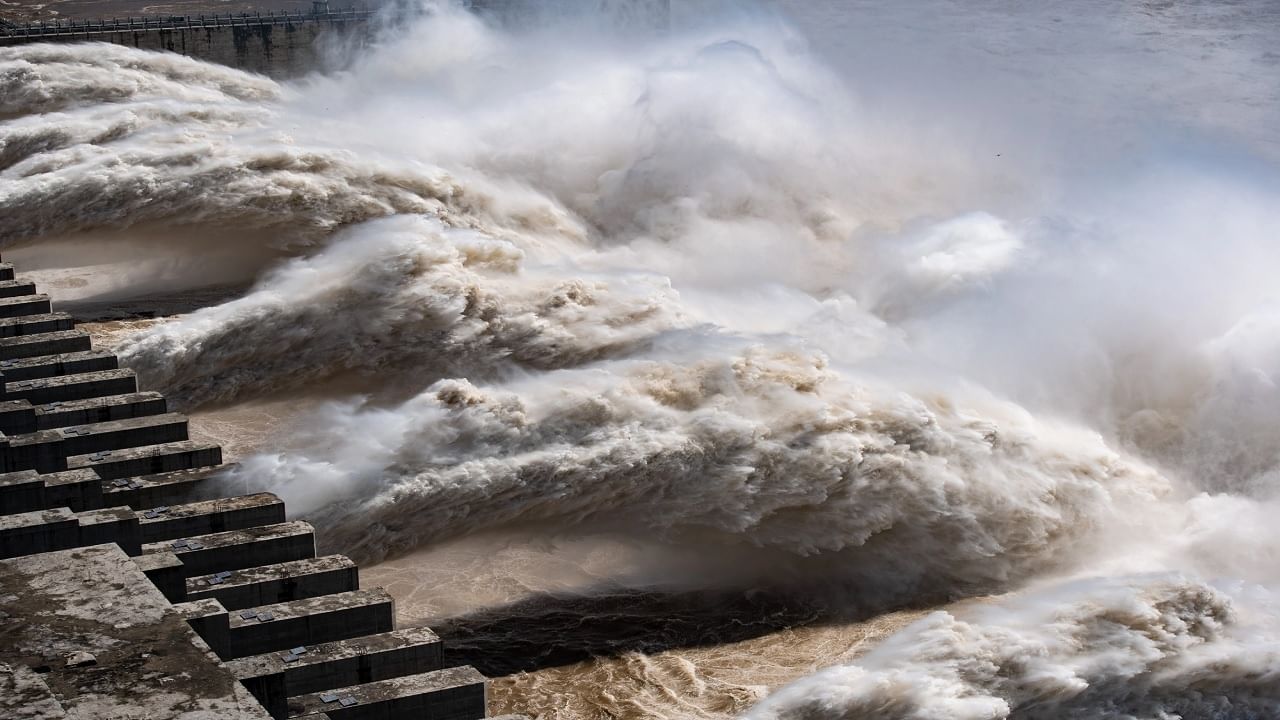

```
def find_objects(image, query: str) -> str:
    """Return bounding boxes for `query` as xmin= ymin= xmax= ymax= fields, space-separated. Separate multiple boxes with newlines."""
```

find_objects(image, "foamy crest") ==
xmin=116 ymin=214 xmax=684 ymax=405
xmin=748 ymin=575 xmax=1280 ymax=719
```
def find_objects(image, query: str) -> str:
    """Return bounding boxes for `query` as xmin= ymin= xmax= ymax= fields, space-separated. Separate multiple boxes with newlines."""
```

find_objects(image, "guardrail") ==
xmin=0 ymin=8 xmax=375 ymax=39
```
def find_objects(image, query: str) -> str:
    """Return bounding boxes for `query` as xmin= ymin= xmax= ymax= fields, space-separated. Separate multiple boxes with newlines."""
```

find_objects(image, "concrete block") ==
xmin=0 ymin=468 xmax=103 ymax=514
xmin=138 ymin=491 xmax=285 ymax=543
xmin=0 ymin=312 xmax=75 ymax=338
xmin=226 ymin=588 xmax=396 ymax=659
xmin=75 ymin=506 xmax=141 ymax=555
xmin=228 ymin=627 xmax=443 ymax=714
xmin=35 ymin=391 xmax=167 ymax=429
xmin=40 ymin=468 xmax=104 ymax=511
xmin=0 ymin=663 xmax=66 ymax=719
xmin=0 ymin=350 xmax=118 ymax=382
xmin=176 ymin=597 xmax=232 ymax=658
xmin=141 ymin=520 xmax=316 ymax=578
xmin=0 ymin=398 xmax=36 ymax=435
xmin=0 ymin=264 xmax=13 ymax=281
xmin=0 ymin=469 xmax=42 ymax=514
xmin=100 ymin=464 xmax=233 ymax=509
xmin=187 ymin=555 xmax=358 ymax=610
xmin=0 ymin=506 xmax=78 ymax=558
xmin=68 ymin=440 xmax=222 ymax=480
xmin=59 ymin=412 xmax=189 ymax=457
xmin=134 ymin=550 xmax=187 ymax=602
xmin=0 ymin=429 xmax=65 ymax=472
xmin=0 ymin=294 xmax=51 ymax=318
xmin=0 ymin=280 xmax=37 ymax=298
xmin=0 ymin=329 xmax=92 ymax=360
xmin=285 ymin=666 xmax=486 ymax=720
xmin=5 ymin=368 xmax=137 ymax=405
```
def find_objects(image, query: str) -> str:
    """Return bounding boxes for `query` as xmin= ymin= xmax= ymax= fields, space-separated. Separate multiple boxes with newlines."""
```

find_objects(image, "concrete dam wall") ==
xmin=0 ymin=9 xmax=373 ymax=77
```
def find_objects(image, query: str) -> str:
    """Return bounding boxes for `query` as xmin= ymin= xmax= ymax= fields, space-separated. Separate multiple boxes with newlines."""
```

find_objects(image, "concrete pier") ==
xmin=0 ymin=349 xmax=117 ymax=381
xmin=229 ymin=627 xmax=444 ymax=718
xmin=68 ymin=439 xmax=223 ymax=478
xmin=0 ymin=257 xmax=496 ymax=720
xmin=142 ymin=519 xmax=318 ymax=577
xmin=5 ymin=367 xmax=137 ymax=405
xmin=287 ymin=666 xmax=487 ymax=720
xmin=226 ymin=588 xmax=396 ymax=658
xmin=34 ymin=390 xmax=168 ymax=429
xmin=0 ymin=329 xmax=93 ymax=360
xmin=139 ymin=491 xmax=286 ymax=542
xmin=187 ymin=554 xmax=360 ymax=609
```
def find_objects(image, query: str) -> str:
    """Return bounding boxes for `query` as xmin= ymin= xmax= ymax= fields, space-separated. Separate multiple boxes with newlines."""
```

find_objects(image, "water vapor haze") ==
xmin=5 ymin=0 xmax=1280 ymax=717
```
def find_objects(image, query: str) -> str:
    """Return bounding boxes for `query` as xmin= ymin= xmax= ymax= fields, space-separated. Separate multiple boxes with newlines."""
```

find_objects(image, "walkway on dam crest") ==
xmin=0 ymin=256 xmax=506 ymax=720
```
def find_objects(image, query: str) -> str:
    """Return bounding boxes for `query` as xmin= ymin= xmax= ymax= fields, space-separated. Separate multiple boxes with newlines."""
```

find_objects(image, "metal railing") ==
xmin=0 ymin=8 xmax=375 ymax=39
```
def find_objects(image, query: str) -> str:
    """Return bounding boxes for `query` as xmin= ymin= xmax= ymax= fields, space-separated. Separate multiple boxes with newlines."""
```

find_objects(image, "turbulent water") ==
xmin=5 ymin=0 xmax=1280 ymax=717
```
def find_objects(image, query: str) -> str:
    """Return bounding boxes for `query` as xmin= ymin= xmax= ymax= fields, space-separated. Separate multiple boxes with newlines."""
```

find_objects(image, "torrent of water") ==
xmin=4 ymin=0 xmax=1280 ymax=717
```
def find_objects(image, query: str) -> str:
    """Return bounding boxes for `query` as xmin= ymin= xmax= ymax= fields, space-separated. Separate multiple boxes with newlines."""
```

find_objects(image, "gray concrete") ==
xmin=229 ymin=627 xmax=443 ymax=718
xmin=0 ymin=506 xmax=77 ymax=558
xmin=287 ymin=666 xmax=487 ymax=720
xmin=0 ymin=468 xmax=42 ymax=513
xmin=0 ymin=279 xmax=37 ymax=298
xmin=139 ymin=491 xmax=285 ymax=542
xmin=0 ymin=329 xmax=92 ymax=360
xmin=0 ymin=545 xmax=273 ymax=718
xmin=5 ymin=368 xmax=137 ymax=405
xmin=135 ymin=549 xmax=187 ymax=602
xmin=0 ymin=10 xmax=372 ymax=78
xmin=0 ymin=312 xmax=75 ymax=338
xmin=141 ymin=519 xmax=316 ymax=578
xmin=35 ymin=390 xmax=167 ymax=429
xmin=0 ymin=293 xmax=50 ymax=318
xmin=0 ymin=398 xmax=36 ymax=434
xmin=0 ymin=505 xmax=145 ymax=558
xmin=0 ymin=350 xmax=118 ymax=382
xmin=40 ymin=467 xmax=104 ymax=511
xmin=226 ymin=588 xmax=396 ymax=659
xmin=187 ymin=554 xmax=358 ymax=610
xmin=74 ymin=506 xmax=141 ymax=555
xmin=58 ymin=412 xmax=189 ymax=456
xmin=0 ymin=263 xmax=14 ymax=281
xmin=0 ymin=428 xmax=65 ymax=472
xmin=100 ymin=463 xmax=234 ymax=509
xmin=0 ymin=468 xmax=103 ymax=513
xmin=68 ymin=439 xmax=222 ymax=479
xmin=0 ymin=413 xmax=188 ymax=473
xmin=177 ymin=597 xmax=234 ymax=658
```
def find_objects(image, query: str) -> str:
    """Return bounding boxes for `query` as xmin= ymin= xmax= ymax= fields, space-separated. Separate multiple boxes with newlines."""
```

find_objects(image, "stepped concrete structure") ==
xmin=0 ymin=257 xmax=495 ymax=719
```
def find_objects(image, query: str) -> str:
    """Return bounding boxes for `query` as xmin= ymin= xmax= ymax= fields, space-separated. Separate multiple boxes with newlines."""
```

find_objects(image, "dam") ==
xmin=0 ymin=5 xmax=374 ymax=77
xmin=0 ymin=258 xmax=513 ymax=719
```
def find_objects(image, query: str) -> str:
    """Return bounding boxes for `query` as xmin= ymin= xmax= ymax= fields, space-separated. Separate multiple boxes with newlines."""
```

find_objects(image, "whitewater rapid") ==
xmin=5 ymin=1 xmax=1280 ymax=717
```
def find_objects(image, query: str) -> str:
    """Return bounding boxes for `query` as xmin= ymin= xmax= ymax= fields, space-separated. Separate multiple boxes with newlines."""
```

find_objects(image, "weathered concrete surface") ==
xmin=0 ymin=313 xmax=76 ymax=338
xmin=229 ymin=627 xmax=443 ymax=718
xmin=226 ymin=588 xmax=395 ymax=658
xmin=286 ymin=665 xmax=487 ymax=720
xmin=99 ymin=463 xmax=232 ymax=509
xmin=0 ymin=544 xmax=273 ymax=718
xmin=0 ymin=350 xmax=118 ymax=382
xmin=138 ymin=491 xmax=286 ymax=542
xmin=4 ymin=368 xmax=137 ymax=406
xmin=187 ymin=554 xmax=358 ymax=609
xmin=35 ymin=391 xmax=168 ymax=430
xmin=67 ymin=439 xmax=222 ymax=479
xmin=141 ymin=519 xmax=316 ymax=577
xmin=0 ymin=330 xmax=92 ymax=362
